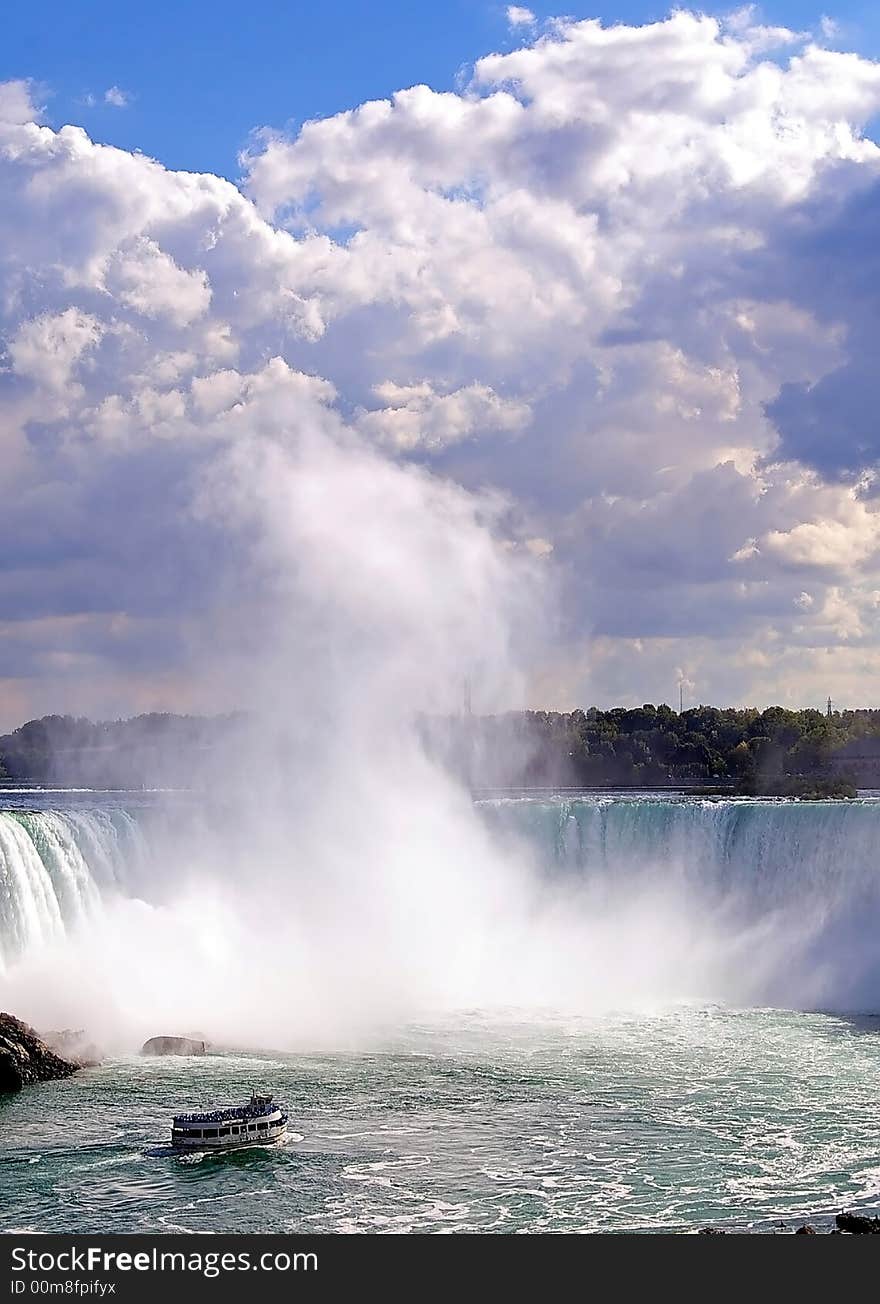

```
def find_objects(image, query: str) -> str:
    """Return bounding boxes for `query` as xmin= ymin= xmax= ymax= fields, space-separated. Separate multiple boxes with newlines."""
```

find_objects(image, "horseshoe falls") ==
xmin=3 ymin=792 xmax=880 ymax=1015
xmin=2 ymin=790 xmax=880 ymax=1234
xmin=482 ymin=793 xmax=880 ymax=937
xmin=477 ymin=794 xmax=880 ymax=1012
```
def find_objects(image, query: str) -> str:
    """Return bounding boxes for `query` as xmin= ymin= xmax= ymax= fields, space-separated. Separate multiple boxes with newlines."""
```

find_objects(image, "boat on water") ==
xmin=171 ymin=1091 xmax=288 ymax=1151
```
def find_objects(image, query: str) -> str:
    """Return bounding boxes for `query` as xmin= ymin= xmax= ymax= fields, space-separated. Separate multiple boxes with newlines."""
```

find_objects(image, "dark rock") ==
xmin=795 ymin=1225 xmax=817 ymax=1234
xmin=0 ymin=1012 xmax=79 ymax=1092
xmin=835 ymin=1212 xmax=880 ymax=1234
xmin=697 ymin=1227 xmax=726 ymax=1234
xmin=141 ymin=1036 xmax=207 ymax=1057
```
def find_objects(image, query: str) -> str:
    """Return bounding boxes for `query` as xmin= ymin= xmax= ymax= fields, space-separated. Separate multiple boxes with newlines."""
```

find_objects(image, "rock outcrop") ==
xmin=141 ymin=1035 xmax=207 ymax=1056
xmin=0 ymin=1012 xmax=80 ymax=1092
xmin=41 ymin=1029 xmax=104 ymax=1068
xmin=836 ymin=1212 xmax=880 ymax=1234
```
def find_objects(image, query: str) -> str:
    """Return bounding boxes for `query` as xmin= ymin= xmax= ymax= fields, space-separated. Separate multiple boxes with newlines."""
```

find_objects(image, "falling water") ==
xmin=477 ymin=795 xmax=880 ymax=908
xmin=0 ymin=808 xmax=147 ymax=970
xmin=3 ymin=791 xmax=880 ymax=1046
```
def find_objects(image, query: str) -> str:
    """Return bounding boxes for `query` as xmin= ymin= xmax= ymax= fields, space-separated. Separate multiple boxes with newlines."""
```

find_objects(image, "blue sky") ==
xmin=3 ymin=2 xmax=879 ymax=177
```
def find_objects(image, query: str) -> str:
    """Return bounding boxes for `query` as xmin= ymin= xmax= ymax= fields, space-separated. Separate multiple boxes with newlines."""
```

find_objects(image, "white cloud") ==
xmin=357 ymin=381 xmax=530 ymax=451
xmin=4 ymin=10 xmax=880 ymax=717
xmin=0 ymin=79 xmax=42 ymax=124
xmin=765 ymin=506 xmax=880 ymax=570
xmin=722 ymin=5 xmax=805 ymax=54
xmin=8 ymin=308 xmax=103 ymax=393
xmin=506 ymin=6 xmax=535 ymax=27
xmin=104 ymin=86 xmax=130 ymax=108
xmin=525 ymin=536 xmax=553 ymax=558
xmin=104 ymin=237 xmax=212 ymax=326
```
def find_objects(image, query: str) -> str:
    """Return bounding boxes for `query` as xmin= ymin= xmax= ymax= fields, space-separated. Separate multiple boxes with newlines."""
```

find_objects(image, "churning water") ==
xmin=1 ymin=790 xmax=879 ymax=1233
xmin=2 ymin=1011 xmax=879 ymax=1233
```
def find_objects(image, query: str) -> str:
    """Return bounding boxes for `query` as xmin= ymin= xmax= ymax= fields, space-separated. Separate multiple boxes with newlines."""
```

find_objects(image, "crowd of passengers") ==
xmin=174 ymin=1103 xmax=281 ymax=1125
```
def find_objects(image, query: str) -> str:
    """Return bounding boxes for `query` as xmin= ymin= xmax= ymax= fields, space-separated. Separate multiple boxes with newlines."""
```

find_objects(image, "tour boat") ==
xmin=171 ymin=1091 xmax=288 ymax=1150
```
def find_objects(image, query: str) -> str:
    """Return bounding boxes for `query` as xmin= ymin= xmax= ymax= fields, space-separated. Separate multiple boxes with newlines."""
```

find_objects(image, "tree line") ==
xmin=1 ymin=704 xmax=876 ymax=795
xmin=428 ymin=703 xmax=878 ymax=795
xmin=0 ymin=713 xmax=242 ymax=787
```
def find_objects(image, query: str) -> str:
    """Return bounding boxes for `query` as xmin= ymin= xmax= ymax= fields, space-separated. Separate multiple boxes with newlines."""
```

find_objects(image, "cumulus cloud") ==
xmin=764 ymin=501 xmax=880 ymax=570
xmin=8 ymin=308 xmax=103 ymax=393
xmin=3 ymin=10 xmax=880 ymax=720
xmin=104 ymin=236 xmax=212 ymax=326
xmin=0 ymin=81 xmax=42 ymax=124
xmin=356 ymin=381 xmax=530 ymax=451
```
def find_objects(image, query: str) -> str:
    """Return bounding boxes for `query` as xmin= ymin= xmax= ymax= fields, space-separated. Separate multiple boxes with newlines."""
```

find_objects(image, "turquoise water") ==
xmin=1 ymin=1009 xmax=879 ymax=1234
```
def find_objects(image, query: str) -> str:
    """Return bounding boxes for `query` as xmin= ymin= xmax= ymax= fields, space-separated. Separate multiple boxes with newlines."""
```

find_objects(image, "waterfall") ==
xmin=478 ymin=797 xmax=880 ymax=905
xmin=476 ymin=796 xmax=880 ymax=1008
xmin=2 ymin=795 xmax=880 ymax=1018
xmin=0 ymin=809 xmax=146 ymax=969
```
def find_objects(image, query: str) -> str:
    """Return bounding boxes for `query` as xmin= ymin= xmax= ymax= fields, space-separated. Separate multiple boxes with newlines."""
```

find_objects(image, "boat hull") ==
xmin=171 ymin=1128 xmax=287 ymax=1152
